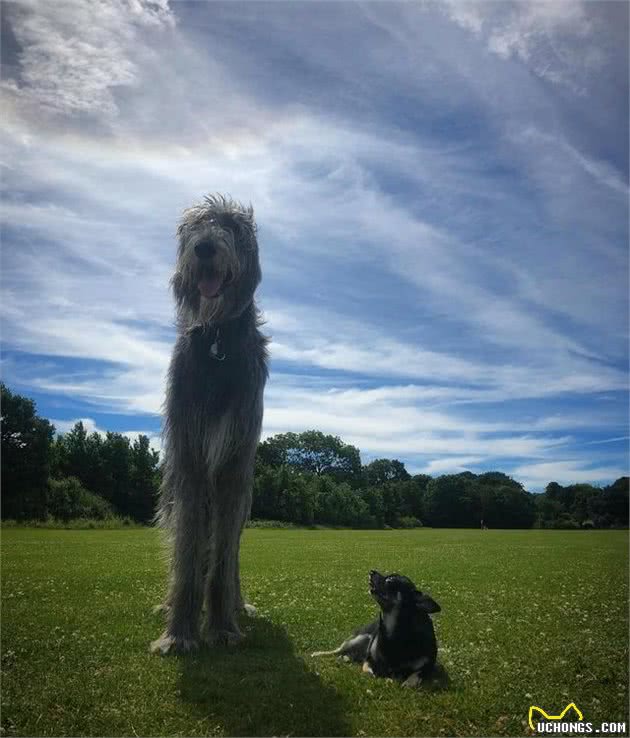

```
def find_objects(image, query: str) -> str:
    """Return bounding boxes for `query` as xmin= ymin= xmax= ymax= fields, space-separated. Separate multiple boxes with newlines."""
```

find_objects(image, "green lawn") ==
xmin=2 ymin=528 xmax=628 ymax=737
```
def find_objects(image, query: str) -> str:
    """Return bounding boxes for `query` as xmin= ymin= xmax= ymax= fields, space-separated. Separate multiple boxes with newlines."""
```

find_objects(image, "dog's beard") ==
xmin=197 ymin=291 xmax=224 ymax=324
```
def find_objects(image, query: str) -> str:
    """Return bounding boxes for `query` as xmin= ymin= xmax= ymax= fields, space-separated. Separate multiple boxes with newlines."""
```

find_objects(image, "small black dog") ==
xmin=312 ymin=570 xmax=441 ymax=687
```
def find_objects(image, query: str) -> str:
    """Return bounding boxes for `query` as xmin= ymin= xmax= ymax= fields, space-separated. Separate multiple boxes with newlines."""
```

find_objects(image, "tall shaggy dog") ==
xmin=151 ymin=194 xmax=268 ymax=655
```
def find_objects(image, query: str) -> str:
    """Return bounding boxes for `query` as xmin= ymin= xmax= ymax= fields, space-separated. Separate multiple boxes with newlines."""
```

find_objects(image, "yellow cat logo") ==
xmin=528 ymin=702 xmax=584 ymax=731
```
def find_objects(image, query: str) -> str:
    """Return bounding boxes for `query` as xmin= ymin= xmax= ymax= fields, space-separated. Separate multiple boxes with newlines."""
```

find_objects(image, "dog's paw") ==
xmin=204 ymin=628 xmax=244 ymax=647
xmin=149 ymin=633 xmax=199 ymax=655
xmin=402 ymin=672 xmax=423 ymax=688
xmin=242 ymin=603 xmax=257 ymax=618
xmin=361 ymin=661 xmax=375 ymax=676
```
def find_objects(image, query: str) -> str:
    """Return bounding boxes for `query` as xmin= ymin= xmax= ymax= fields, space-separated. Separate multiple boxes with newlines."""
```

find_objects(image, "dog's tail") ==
xmin=311 ymin=647 xmax=344 ymax=658
xmin=311 ymin=632 xmax=371 ymax=660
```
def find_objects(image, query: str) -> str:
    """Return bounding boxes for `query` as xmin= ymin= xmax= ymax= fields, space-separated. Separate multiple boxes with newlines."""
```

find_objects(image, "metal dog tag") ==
xmin=210 ymin=340 xmax=225 ymax=361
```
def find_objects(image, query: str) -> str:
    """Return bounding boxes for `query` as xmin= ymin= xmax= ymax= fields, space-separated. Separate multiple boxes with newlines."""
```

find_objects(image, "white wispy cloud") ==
xmin=513 ymin=459 xmax=628 ymax=489
xmin=2 ymin=0 xmax=175 ymax=120
xmin=443 ymin=1 xmax=604 ymax=91
xmin=515 ymin=126 xmax=629 ymax=197
xmin=1 ymin=0 xmax=626 ymax=491
xmin=418 ymin=457 xmax=486 ymax=476
xmin=263 ymin=379 xmax=573 ymax=459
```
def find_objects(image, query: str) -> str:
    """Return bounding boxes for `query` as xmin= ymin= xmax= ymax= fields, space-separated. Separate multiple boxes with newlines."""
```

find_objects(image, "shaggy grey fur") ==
xmin=150 ymin=194 xmax=268 ymax=655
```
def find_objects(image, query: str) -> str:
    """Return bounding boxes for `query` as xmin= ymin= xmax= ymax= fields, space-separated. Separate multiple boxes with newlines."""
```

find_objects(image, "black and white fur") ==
xmin=312 ymin=570 xmax=440 ymax=687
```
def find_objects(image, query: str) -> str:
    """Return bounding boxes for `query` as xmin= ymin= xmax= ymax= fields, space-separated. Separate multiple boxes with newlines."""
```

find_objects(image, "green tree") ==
xmin=424 ymin=474 xmax=480 ymax=527
xmin=257 ymin=431 xmax=362 ymax=485
xmin=129 ymin=435 xmax=160 ymax=523
xmin=100 ymin=432 xmax=133 ymax=515
xmin=59 ymin=422 xmax=89 ymax=487
xmin=476 ymin=472 xmax=534 ymax=528
xmin=359 ymin=486 xmax=385 ymax=528
xmin=1 ymin=384 xmax=54 ymax=519
xmin=545 ymin=481 xmax=573 ymax=510
xmin=566 ymin=484 xmax=600 ymax=525
xmin=380 ymin=482 xmax=403 ymax=527
xmin=252 ymin=465 xmax=282 ymax=520
xmin=412 ymin=474 xmax=432 ymax=492
xmin=534 ymin=493 xmax=563 ymax=528
xmin=365 ymin=458 xmax=410 ymax=486
xmin=601 ymin=477 xmax=629 ymax=527
xmin=310 ymin=475 xmax=341 ymax=525
xmin=47 ymin=476 xmax=114 ymax=521
xmin=396 ymin=478 xmax=426 ymax=520
xmin=479 ymin=484 xmax=535 ymax=528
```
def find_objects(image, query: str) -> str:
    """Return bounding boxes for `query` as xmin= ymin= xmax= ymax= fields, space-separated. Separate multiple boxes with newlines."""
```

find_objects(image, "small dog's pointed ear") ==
xmin=415 ymin=593 xmax=441 ymax=614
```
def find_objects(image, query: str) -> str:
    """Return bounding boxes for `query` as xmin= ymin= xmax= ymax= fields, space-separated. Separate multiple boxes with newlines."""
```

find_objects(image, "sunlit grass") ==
xmin=2 ymin=528 xmax=628 ymax=736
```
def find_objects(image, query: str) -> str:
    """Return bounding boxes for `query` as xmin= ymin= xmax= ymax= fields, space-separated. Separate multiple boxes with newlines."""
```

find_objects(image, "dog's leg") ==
xmin=402 ymin=672 xmax=423 ymax=688
xmin=242 ymin=602 xmax=258 ymax=617
xmin=402 ymin=657 xmax=429 ymax=687
xmin=232 ymin=415 xmax=262 ymax=621
xmin=203 ymin=465 xmax=252 ymax=646
xmin=203 ymin=525 xmax=244 ymax=645
xmin=232 ymin=545 xmax=257 ymax=617
xmin=150 ymin=482 xmax=208 ymax=655
xmin=362 ymin=660 xmax=375 ymax=676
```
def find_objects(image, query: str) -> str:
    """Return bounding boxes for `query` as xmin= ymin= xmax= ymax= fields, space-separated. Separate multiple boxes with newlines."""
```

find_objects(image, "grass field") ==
xmin=2 ymin=528 xmax=628 ymax=737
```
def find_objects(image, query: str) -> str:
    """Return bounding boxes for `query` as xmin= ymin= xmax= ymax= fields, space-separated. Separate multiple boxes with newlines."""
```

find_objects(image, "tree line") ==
xmin=1 ymin=384 xmax=627 ymax=529
xmin=2 ymin=384 xmax=159 ymax=523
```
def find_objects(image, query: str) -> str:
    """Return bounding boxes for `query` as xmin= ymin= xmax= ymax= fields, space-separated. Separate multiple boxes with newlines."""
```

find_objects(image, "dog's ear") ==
xmin=171 ymin=272 xmax=185 ymax=302
xmin=415 ymin=593 xmax=441 ymax=614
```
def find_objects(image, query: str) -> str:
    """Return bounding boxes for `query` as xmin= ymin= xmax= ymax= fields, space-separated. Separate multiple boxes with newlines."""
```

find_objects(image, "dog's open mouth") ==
xmin=198 ymin=267 xmax=232 ymax=299
xmin=369 ymin=570 xmax=387 ymax=598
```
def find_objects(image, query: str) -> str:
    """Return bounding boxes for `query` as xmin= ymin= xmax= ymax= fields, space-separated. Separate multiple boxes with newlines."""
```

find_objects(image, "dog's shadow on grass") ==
xmin=178 ymin=617 xmax=352 ymax=737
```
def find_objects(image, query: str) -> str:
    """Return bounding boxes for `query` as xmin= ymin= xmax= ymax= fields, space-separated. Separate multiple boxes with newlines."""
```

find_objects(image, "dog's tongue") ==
xmin=198 ymin=274 xmax=223 ymax=299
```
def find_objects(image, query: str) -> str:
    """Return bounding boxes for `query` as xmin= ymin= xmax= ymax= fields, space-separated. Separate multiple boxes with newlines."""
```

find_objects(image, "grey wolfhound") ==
xmin=150 ymin=194 xmax=268 ymax=655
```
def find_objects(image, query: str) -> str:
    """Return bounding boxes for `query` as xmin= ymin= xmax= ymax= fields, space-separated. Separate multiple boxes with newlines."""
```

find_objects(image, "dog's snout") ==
xmin=194 ymin=241 xmax=216 ymax=259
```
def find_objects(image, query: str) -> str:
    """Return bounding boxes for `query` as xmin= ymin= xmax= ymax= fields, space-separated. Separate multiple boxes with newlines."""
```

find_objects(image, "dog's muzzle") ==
xmin=194 ymin=241 xmax=216 ymax=259
xmin=194 ymin=240 xmax=234 ymax=299
xmin=369 ymin=570 xmax=387 ymax=596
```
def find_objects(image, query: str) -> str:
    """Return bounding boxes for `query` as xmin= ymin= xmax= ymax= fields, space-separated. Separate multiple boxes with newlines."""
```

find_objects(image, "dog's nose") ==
xmin=194 ymin=241 xmax=215 ymax=259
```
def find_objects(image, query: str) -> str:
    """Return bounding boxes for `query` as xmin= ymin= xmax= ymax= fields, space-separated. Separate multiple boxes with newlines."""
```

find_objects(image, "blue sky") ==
xmin=1 ymin=0 xmax=628 ymax=491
